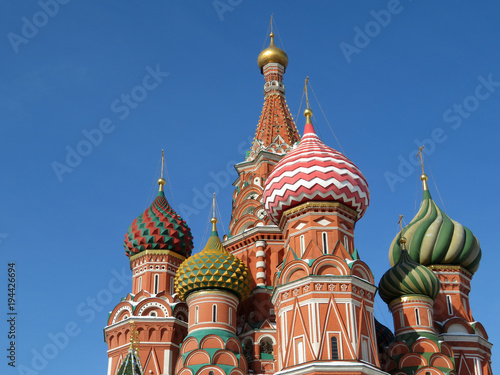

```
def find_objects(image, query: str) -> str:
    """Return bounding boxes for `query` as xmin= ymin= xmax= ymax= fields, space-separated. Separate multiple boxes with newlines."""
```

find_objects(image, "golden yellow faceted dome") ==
xmin=174 ymin=218 xmax=252 ymax=301
xmin=257 ymin=32 xmax=288 ymax=72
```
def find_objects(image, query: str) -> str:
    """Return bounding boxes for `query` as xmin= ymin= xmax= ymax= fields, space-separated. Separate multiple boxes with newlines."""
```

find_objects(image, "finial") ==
xmin=211 ymin=193 xmax=218 ymax=232
xmin=303 ymin=76 xmax=313 ymax=123
xmin=416 ymin=145 xmax=428 ymax=191
xmin=129 ymin=320 xmax=140 ymax=353
xmin=158 ymin=149 xmax=166 ymax=192
xmin=398 ymin=215 xmax=407 ymax=249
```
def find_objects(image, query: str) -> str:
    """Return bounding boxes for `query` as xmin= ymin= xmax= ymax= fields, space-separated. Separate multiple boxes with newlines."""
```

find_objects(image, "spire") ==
xmin=211 ymin=193 xmax=218 ymax=235
xmin=416 ymin=145 xmax=428 ymax=191
xmin=303 ymin=76 xmax=316 ymax=135
xmin=158 ymin=149 xmax=166 ymax=192
xmin=246 ymin=25 xmax=300 ymax=162
xmin=397 ymin=214 xmax=407 ymax=250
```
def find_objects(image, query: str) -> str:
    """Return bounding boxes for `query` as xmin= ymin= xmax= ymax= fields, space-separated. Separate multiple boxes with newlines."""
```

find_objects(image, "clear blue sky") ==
xmin=1 ymin=1 xmax=499 ymax=374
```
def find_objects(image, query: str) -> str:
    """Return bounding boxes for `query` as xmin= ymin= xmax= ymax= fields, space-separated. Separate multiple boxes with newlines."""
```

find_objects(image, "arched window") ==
xmin=343 ymin=235 xmax=349 ymax=252
xmin=300 ymin=235 xmax=305 ymax=255
xmin=322 ymin=232 xmax=328 ymax=254
xmin=446 ymin=295 xmax=453 ymax=315
xmin=209 ymin=371 xmax=214 ymax=375
xmin=138 ymin=276 xmax=142 ymax=292
xmin=331 ymin=336 xmax=339 ymax=360
xmin=260 ymin=338 xmax=274 ymax=360
xmin=154 ymin=274 xmax=159 ymax=294
xmin=212 ymin=304 xmax=217 ymax=322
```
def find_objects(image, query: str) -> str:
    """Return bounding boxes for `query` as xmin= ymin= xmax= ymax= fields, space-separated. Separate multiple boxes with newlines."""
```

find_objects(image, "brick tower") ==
xmin=223 ymin=31 xmax=300 ymax=374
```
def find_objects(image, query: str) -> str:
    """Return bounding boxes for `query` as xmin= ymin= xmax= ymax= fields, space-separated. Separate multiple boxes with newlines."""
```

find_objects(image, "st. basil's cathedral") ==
xmin=103 ymin=30 xmax=492 ymax=375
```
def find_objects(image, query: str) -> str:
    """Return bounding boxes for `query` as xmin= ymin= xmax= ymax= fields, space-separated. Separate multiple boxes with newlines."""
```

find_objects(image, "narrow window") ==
xmin=209 ymin=371 xmax=214 ymax=375
xmin=300 ymin=235 xmax=305 ymax=255
xmin=331 ymin=336 xmax=339 ymax=360
xmin=195 ymin=306 xmax=199 ymax=324
xmin=154 ymin=274 xmax=159 ymax=294
xmin=213 ymin=304 xmax=217 ymax=322
xmin=322 ymin=232 xmax=328 ymax=254
xmin=415 ymin=308 xmax=420 ymax=325
xmin=344 ymin=235 xmax=349 ymax=251
xmin=138 ymin=276 xmax=142 ymax=292
xmin=170 ymin=276 xmax=174 ymax=295
xmin=475 ymin=358 xmax=483 ymax=375
xmin=362 ymin=339 xmax=369 ymax=361
xmin=447 ymin=295 xmax=453 ymax=315
xmin=296 ymin=340 xmax=304 ymax=364
xmin=229 ymin=307 xmax=232 ymax=326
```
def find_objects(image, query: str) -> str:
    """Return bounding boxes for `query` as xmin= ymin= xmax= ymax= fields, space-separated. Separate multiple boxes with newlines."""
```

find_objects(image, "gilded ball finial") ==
xmin=304 ymin=108 xmax=313 ymax=118
xmin=211 ymin=217 xmax=218 ymax=224
xmin=399 ymin=236 xmax=407 ymax=246
xmin=257 ymin=32 xmax=288 ymax=72
xmin=158 ymin=177 xmax=166 ymax=186
xmin=421 ymin=174 xmax=428 ymax=181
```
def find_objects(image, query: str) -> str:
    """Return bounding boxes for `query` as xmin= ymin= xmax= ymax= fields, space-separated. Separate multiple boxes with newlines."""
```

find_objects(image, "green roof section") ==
xmin=379 ymin=250 xmax=440 ymax=304
xmin=389 ymin=185 xmax=481 ymax=274
xmin=116 ymin=349 xmax=143 ymax=375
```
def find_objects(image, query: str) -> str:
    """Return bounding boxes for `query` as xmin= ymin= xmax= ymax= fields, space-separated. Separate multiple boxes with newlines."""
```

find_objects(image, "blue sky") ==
xmin=1 ymin=1 xmax=499 ymax=374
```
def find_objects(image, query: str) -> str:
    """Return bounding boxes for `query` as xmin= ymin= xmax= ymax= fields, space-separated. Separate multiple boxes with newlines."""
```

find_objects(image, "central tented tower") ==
xmin=224 ymin=32 xmax=300 ymax=374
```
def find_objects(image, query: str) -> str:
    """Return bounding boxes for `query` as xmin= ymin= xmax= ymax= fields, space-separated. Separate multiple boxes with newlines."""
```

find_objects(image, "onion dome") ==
xmin=174 ymin=217 xmax=252 ymax=301
xmin=263 ymin=108 xmax=370 ymax=225
xmin=379 ymin=247 xmax=440 ymax=304
xmin=389 ymin=174 xmax=481 ymax=274
xmin=257 ymin=32 xmax=288 ymax=72
xmin=124 ymin=178 xmax=194 ymax=258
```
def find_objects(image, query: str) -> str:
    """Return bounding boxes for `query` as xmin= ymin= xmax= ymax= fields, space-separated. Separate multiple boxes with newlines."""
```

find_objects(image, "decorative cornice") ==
xmin=130 ymin=249 xmax=186 ymax=262
xmin=279 ymin=201 xmax=357 ymax=228
xmin=388 ymin=294 xmax=433 ymax=310
xmin=429 ymin=264 xmax=473 ymax=278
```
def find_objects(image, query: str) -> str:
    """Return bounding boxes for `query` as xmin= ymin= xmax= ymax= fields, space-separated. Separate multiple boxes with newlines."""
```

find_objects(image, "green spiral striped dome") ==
xmin=379 ymin=249 xmax=440 ymax=304
xmin=389 ymin=187 xmax=481 ymax=274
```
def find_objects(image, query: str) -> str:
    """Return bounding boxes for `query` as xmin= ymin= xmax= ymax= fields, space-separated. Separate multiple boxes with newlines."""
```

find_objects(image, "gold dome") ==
xmin=257 ymin=32 xmax=288 ymax=72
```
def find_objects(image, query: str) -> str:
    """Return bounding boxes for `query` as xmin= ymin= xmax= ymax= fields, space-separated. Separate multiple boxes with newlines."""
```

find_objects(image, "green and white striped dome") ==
xmin=389 ymin=181 xmax=481 ymax=274
xmin=379 ymin=249 xmax=440 ymax=304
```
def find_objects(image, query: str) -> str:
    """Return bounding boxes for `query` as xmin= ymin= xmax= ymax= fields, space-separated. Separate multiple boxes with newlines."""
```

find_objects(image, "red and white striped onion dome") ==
xmin=263 ymin=110 xmax=370 ymax=225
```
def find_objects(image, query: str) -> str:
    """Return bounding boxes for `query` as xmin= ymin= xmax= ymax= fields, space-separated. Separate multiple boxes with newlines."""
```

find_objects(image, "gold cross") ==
xmin=161 ymin=149 xmax=165 ymax=179
xmin=416 ymin=145 xmax=425 ymax=175
xmin=304 ymin=76 xmax=310 ymax=109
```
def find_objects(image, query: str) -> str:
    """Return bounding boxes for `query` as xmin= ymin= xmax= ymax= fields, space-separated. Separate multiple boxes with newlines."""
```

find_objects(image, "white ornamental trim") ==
xmin=137 ymin=301 xmax=169 ymax=317
xmin=112 ymin=305 xmax=133 ymax=324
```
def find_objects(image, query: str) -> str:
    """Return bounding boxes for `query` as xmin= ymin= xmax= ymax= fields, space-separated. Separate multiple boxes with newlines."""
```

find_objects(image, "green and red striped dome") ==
xmin=124 ymin=190 xmax=193 ymax=258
